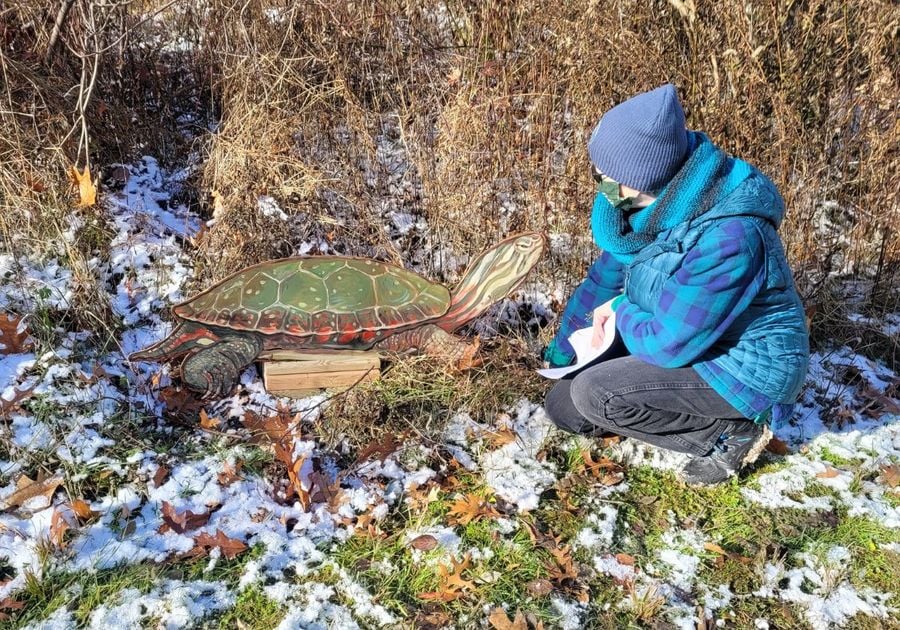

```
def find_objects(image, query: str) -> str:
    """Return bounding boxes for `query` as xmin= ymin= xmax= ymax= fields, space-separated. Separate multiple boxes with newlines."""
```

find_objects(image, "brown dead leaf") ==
xmin=159 ymin=386 xmax=204 ymax=416
xmin=354 ymin=432 xmax=403 ymax=465
xmin=1 ymin=474 xmax=62 ymax=510
xmin=414 ymin=609 xmax=451 ymax=630
xmin=409 ymin=534 xmax=439 ymax=551
xmin=152 ymin=465 xmax=170 ymax=488
xmin=816 ymin=466 xmax=840 ymax=479
xmin=159 ymin=501 xmax=212 ymax=534
xmin=418 ymin=554 xmax=474 ymax=601
xmin=485 ymin=428 xmax=517 ymax=449
xmin=581 ymin=450 xmax=625 ymax=485
xmin=766 ymin=436 xmax=790 ymax=455
xmin=275 ymin=444 xmax=310 ymax=508
xmin=242 ymin=409 xmax=295 ymax=445
xmin=526 ymin=578 xmax=554 ymax=597
xmin=881 ymin=464 xmax=900 ymax=489
xmin=547 ymin=544 xmax=579 ymax=583
xmin=217 ymin=461 xmax=243 ymax=487
xmin=488 ymin=607 xmax=528 ymax=630
xmin=50 ymin=508 xmax=71 ymax=547
xmin=454 ymin=337 xmax=482 ymax=371
xmin=0 ymin=598 xmax=24 ymax=619
xmin=0 ymin=314 xmax=33 ymax=355
xmin=614 ymin=553 xmax=635 ymax=566
xmin=407 ymin=483 xmax=441 ymax=512
xmin=861 ymin=387 xmax=900 ymax=419
xmin=199 ymin=409 xmax=221 ymax=430
xmin=71 ymin=499 xmax=95 ymax=520
xmin=447 ymin=493 xmax=500 ymax=526
xmin=0 ymin=386 xmax=34 ymax=416
xmin=69 ymin=164 xmax=97 ymax=207
xmin=193 ymin=529 xmax=248 ymax=560
xmin=703 ymin=542 xmax=726 ymax=555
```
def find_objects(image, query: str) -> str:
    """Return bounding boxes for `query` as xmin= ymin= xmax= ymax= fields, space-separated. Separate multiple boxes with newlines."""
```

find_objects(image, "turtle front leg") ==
xmin=376 ymin=325 xmax=481 ymax=370
xmin=181 ymin=335 xmax=264 ymax=398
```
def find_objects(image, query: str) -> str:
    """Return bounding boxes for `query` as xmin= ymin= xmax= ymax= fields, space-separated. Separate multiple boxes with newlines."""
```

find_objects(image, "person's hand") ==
xmin=590 ymin=301 xmax=615 ymax=349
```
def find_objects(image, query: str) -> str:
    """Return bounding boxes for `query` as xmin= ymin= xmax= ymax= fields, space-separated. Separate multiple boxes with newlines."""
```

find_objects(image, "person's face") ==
xmin=591 ymin=166 xmax=656 ymax=208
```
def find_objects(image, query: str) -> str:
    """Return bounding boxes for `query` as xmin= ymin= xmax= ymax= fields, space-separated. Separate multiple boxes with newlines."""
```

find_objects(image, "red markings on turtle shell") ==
xmin=285 ymin=311 xmax=312 ymax=335
xmin=360 ymin=330 xmax=377 ymax=344
xmin=311 ymin=312 xmax=336 ymax=344
xmin=258 ymin=310 xmax=287 ymax=333
xmin=355 ymin=308 xmax=380 ymax=330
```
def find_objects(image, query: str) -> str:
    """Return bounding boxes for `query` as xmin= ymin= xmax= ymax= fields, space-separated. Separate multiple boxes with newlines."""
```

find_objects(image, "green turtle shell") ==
xmin=175 ymin=257 xmax=450 ymax=346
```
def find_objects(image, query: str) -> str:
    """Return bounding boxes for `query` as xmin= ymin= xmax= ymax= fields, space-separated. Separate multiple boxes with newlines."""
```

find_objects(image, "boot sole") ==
xmin=681 ymin=424 xmax=774 ymax=487
xmin=740 ymin=423 xmax=773 ymax=468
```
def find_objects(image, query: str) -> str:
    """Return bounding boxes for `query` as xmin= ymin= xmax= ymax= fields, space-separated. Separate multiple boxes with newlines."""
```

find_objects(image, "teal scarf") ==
xmin=591 ymin=132 xmax=753 ymax=264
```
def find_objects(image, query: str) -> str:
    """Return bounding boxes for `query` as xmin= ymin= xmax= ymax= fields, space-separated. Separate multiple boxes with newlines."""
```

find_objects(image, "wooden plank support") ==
xmin=260 ymin=352 xmax=381 ymax=398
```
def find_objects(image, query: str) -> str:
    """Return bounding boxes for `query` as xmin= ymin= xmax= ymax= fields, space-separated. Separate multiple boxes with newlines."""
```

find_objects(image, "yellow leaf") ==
xmin=70 ymin=165 xmax=97 ymax=207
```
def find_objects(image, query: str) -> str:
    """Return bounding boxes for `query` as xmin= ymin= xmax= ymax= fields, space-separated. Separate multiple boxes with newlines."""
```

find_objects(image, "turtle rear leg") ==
xmin=181 ymin=335 xmax=264 ymax=398
xmin=376 ymin=325 xmax=481 ymax=370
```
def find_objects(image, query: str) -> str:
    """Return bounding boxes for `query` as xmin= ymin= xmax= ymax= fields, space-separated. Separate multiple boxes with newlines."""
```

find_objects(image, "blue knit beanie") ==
xmin=588 ymin=84 xmax=689 ymax=192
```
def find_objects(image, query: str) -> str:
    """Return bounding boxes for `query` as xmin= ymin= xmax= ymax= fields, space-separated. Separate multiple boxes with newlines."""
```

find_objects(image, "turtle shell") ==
xmin=174 ymin=257 xmax=450 ymax=346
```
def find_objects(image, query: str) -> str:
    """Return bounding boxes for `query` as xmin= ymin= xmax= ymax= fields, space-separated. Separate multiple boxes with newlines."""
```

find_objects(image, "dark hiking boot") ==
xmin=680 ymin=420 xmax=772 ymax=486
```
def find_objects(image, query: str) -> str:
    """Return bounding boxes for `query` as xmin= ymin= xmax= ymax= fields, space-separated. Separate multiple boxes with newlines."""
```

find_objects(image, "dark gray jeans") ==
xmin=544 ymin=356 xmax=748 ymax=456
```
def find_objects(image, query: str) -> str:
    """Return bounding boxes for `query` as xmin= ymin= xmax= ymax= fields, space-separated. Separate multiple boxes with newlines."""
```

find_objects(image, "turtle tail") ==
xmin=129 ymin=321 xmax=218 ymax=362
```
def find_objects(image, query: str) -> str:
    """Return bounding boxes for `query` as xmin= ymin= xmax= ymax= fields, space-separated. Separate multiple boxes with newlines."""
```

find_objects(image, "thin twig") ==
xmin=45 ymin=0 xmax=77 ymax=63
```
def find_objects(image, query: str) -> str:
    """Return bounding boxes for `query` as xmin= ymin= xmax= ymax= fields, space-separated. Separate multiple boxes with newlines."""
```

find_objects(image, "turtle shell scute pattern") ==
xmin=175 ymin=257 xmax=450 ymax=344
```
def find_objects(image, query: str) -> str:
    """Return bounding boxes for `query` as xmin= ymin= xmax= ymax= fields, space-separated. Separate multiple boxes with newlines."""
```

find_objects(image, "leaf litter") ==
xmin=0 ymin=150 xmax=896 ymax=630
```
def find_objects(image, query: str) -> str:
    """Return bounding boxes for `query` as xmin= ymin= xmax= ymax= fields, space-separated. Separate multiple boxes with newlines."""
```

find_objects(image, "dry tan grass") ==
xmin=1 ymin=0 xmax=898 ymax=330
xmin=194 ymin=0 xmax=900 ymax=300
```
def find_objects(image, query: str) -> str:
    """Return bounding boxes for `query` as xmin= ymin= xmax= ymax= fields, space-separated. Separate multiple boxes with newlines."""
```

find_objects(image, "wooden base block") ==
xmin=260 ymin=352 xmax=381 ymax=398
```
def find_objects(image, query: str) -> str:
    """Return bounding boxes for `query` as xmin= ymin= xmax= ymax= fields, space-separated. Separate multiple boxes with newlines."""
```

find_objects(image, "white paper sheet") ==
xmin=538 ymin=310 xmax=618 ymax=379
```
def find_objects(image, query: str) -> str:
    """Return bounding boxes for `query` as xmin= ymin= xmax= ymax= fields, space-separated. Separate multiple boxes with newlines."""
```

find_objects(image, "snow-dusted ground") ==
xmin=0 ymin=156 xmax=898 ymax=629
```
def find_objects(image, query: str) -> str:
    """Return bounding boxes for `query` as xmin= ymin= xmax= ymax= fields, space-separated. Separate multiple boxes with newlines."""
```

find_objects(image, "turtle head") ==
xmin=129 ymin=321 xmax=222 ymax=363
xmin=439 ymin=232 xmax=546 ymax=331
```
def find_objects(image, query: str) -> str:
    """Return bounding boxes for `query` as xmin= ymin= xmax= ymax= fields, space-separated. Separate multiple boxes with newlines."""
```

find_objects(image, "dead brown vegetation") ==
xmin=2 ymin=0 xmax=898 ymax=338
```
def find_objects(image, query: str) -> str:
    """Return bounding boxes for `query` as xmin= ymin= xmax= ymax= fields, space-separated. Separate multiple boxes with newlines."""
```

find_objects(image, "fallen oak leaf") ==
xmin=765 ymin=436 xmax=790 ymax=456
xmin=614 ymin=553 xmax=635 ymax=566
xmin=217 ymin=460 xmax=243 ymax=487
xmin=274 ymin=444 xmax=310 ymax=508
xmin=447 ymin=493 xmax=500 ymax=526
xmin=526 ymin=578 xmax=554 ymax=597
xmin=703 ymin=542 xmax=727 ymax=555
xmin=159 ymin=501 xmax=212 ymax=534
xmin=70 ymin=499 xmax=96 ymax=521
xmin=485 ymin=428 xmax=517 ymax=449
xmin=414 ymin=610 xmax=451 ymax=629
xmin=199 ymin=409 xmax=221 ymax=429
xmin=193 ymin=529 xmax=248 ymax=560
xmin=406 ymin=483 xmax=441 ymax=512
xmin=0 ymin=599 xmax=24 ymax=610
xmin=488 ymin=607 xmax=528 ymax=630
xmin=816 ymin=466 xmax=841 ymax=479
xmin=50 ymin=508 xmax=72 ymax=547
xmin=0 ymin=314 xmax=33 ymax=354
xmin=881 ymin=464 xmax=900 ymax=489
xmin=0 ymin=386 xmax=34 ymax=416
xmin=354 ymin=432 xmax=404 ymax=465
xmin=546 ymin=544 xmax=579 ymax=583
xmin=418 ymin=554 xmax=475 ymax=601
xmin=152 ymin=465 xmax=170 ymax=488
xmin=0 ymin=474 xmax=62 ymax=511
xmin=159 ymin=386 xmax=204 ymax=416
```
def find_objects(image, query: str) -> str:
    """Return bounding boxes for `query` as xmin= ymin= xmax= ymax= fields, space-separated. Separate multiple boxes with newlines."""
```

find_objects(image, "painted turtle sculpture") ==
xmin=131 ymin=232 xmax=546 ymax=397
